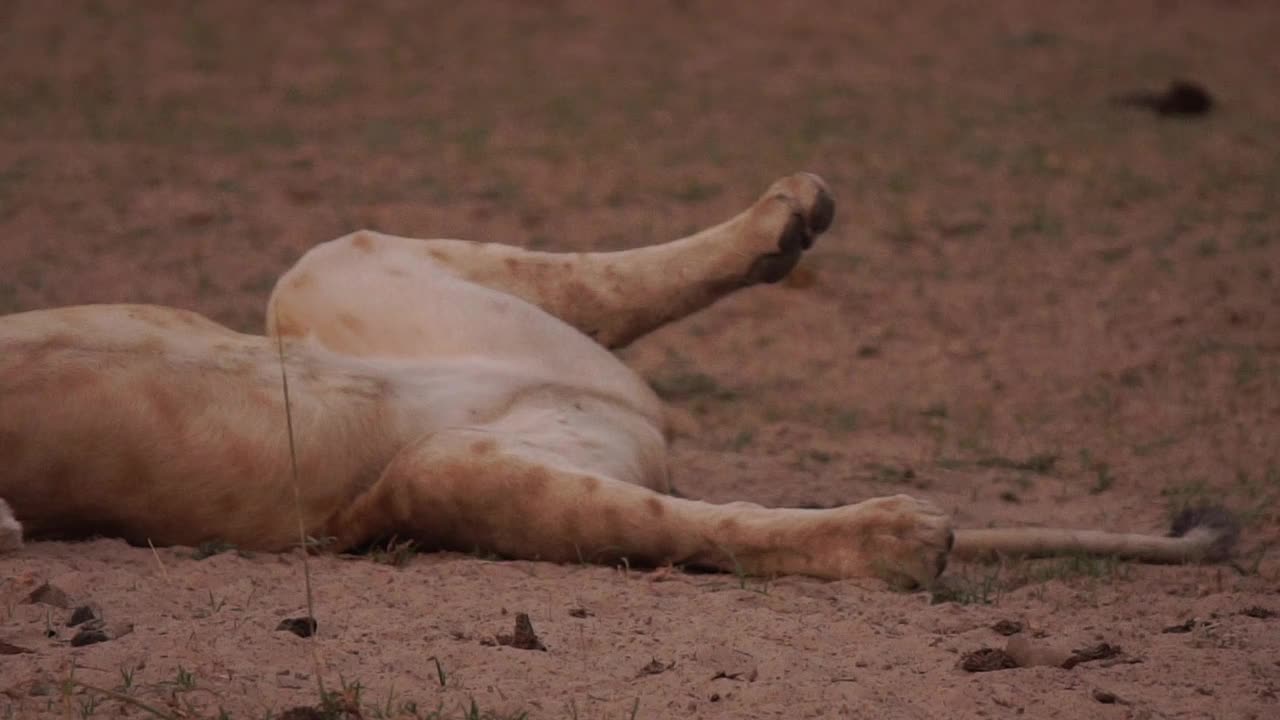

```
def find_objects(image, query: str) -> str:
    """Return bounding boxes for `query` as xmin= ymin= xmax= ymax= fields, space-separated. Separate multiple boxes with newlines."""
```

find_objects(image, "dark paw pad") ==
xmin=808 ymin=183 xmax=835 ymax=235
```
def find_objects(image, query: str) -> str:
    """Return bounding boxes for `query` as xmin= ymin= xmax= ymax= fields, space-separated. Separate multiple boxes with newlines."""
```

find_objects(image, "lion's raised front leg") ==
xmin=323 ymin=428 xmax=953 ymax=586
xmin=273 ymin=173 xmax=834 ymax=350
xmin=426 ymin=172 xmax=835 ymax=347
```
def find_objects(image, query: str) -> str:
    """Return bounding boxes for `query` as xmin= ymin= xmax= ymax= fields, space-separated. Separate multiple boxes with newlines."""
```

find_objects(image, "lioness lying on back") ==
xmin=0 ymin=174 xmax=1235 ymax=586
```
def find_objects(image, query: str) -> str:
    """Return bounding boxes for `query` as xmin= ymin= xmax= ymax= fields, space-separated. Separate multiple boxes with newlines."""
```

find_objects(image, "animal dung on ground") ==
xmin=67 ymin=605 xmax=100 ymax=627
xmin=69 ymin=620 xmax=133 ymax=646
xmin=1093 ymin=688 xmax=1123 ymax=704
xmin=1113 ymin=80 xmax=1214 ymax=117
xmin=69 ymin=628 xmax=110 ymax=647
xmin=637 ymin=658 xmax=676 ymax=677
xmin=991 ymin=619 xmax=1024 ymax=636
xmin=960 ymin=647 xmax=1020 ymax=672
xmin=495 ymin=612 xmax=546 ymax=651
xmin=276 ymin=616 xmax=318 ymax=638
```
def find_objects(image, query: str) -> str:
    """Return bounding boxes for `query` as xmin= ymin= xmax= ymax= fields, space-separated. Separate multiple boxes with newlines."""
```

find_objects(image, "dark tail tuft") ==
xmin=1169 ymin=505 xmax=1239 ymax=562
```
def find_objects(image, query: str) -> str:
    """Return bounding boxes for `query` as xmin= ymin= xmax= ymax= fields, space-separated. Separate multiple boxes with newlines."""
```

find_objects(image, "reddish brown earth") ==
xmin=1 ymin=2 xmax=1278 ymax=718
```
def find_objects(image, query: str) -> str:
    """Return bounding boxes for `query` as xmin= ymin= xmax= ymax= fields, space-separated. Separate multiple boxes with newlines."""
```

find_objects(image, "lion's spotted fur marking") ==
xmin=0 ymin=174 xmax=1234 ymax=585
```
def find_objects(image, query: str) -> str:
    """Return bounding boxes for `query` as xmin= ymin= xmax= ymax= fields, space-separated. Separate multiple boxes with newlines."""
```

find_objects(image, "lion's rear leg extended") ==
xmin=323 ymin=429 xmax=952 ymax=586
xmin=342 ymin=173 xmax=832 ymax=349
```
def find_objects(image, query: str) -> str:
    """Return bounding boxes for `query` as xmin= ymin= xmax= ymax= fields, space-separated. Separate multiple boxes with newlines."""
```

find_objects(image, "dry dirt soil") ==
xmin=2 ymin=1 xmax=1278 ymax=718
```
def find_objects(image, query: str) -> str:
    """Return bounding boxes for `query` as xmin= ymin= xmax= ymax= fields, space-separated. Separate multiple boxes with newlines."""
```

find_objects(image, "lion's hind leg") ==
xmin=321 ymin=428 xmax=952 ymax=585
xmin=0 ymin=499 xmax=23 ymax=553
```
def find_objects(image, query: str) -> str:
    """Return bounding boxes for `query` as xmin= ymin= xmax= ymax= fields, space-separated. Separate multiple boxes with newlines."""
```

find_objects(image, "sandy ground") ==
xmin=1 ymin=1 xmax=1278 ymax=718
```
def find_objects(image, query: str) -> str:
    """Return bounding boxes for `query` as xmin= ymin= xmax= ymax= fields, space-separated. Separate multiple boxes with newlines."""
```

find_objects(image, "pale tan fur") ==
xmin=0 ymin=174 xmax=1232 ymax=586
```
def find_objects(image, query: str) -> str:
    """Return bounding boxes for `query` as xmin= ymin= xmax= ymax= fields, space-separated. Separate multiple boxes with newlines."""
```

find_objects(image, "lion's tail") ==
xmin=952 ymin=505 xmax=1238 ymax=564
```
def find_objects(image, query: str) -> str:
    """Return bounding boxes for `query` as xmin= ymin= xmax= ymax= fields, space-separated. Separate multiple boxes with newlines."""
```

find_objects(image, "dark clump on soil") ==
xmin=1114 ymin=80 xmax=1215 ymax=117
xmin=961 ymin=648 xmax=1020 ymax=672
xmin=495 ymin=612 xmax=546 ymax=651
xmin=277 ymin=708 xmax=326 ymax=720
xmin=1093 ymin=689 xmax=1123 ymax=704
xmin=976 ymin=453 xmax=1059 ymax=474
xmin=1162 ymin=618 xmax=1197 ymax=633
xmin=638 ymin=658 xmax=676 ymax=677
xmin=66 ymin=605 xmax=99 ymax=627
xmin=992 ymin=619 xmax=1024 ymax=636
xmin=69 ymin=628 xmax=110 ymax=647
xmin=276 ymin=616 xmax=318 ymax=638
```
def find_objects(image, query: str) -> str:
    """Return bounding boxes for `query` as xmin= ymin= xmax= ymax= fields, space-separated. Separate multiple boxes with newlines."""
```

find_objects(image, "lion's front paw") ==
xmin=744 ymin=173 xmax=835 ymax=284
xmin=817 ymin=494 xmax=953 ymax=587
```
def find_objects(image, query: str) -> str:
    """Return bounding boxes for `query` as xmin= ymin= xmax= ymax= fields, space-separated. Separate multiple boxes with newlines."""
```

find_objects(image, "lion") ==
xmin=0 ymin=173 xmax=1236 ymax=587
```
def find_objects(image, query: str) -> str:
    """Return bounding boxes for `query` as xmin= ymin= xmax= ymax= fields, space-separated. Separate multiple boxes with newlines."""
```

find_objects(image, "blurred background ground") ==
xmin=1 ymin=1 xmax=1277 ymax=718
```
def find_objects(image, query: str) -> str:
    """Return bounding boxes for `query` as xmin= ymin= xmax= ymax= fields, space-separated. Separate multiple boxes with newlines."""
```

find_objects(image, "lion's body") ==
xmin=0 ymin=304 xmax=556 ymax=549
xmin=0 ymin=174 xmax=1234 ymax=584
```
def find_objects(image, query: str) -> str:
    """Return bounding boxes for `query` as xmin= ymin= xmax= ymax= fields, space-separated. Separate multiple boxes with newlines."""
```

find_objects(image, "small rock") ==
xmin=70 ymin=629 xmax=110 ymax=647
xmin=25 ymin=583 xmax=70 ymax=609
xmin=276 ymin=617 xmax=317 ymax=638
xmin=960 ymin=648 xmax=1020 ymax=672
xmin=67 ymin=606 xmax=99 ymax=627
xmin=568 ymin=607 xmax=592 ymax=619
xmin=1242 ymin=606 xmax=1275 ymax=619
xmin=1093 ymin=689 xmax=1120 ymax=704
xmin=1116 ymin=80 xmax=1214 ymax=117
xmin=495 ymin=613 xmax=545 ymax=651
xmin=992 ymin=619 xmax=1024 ymax=636
xmin=637 ymin=658 xmax=675 ymax=677
xmin=67 ymin=619 xmax=131 ymax=647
